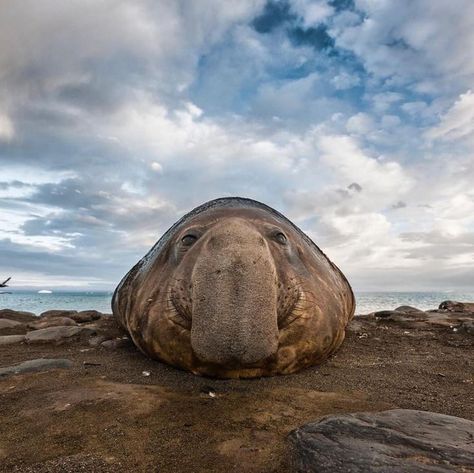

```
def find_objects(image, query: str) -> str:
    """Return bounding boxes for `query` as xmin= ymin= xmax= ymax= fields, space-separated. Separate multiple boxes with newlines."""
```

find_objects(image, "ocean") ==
xmin=1 ymin=290 xmax=474 ymax=316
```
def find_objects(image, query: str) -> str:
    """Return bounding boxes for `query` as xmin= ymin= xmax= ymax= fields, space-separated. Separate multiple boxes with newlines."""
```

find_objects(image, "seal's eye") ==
xmin=275 ymin=232 xmax=287 ymax=245
xmin=181 ymin=234 xmax=198 ymax=246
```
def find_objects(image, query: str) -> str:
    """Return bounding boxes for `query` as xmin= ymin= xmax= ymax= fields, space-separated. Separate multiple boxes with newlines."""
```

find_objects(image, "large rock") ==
xmin=394 ymin=305 xmax=424 ymax=313
xmin=372 ymin=310 xmax=401 ymax=318
xmin=439 ymin=300 xmax=474 ymax=313
xmin=40 ymin=309 xmax=104 ymax=323
xmin=27 ymin=317 xmax=77 ymax=330
xmin=289 ymin=409 xmax=474 ymax=473
xmin=0 ymin=318 xmax=23 ymax=329
xmin=40 ymin=309 xmax=78 ymax=319
xmin=25 ymin=326 xmax=95 ymax=344
xmin=0 ymin=309 xmax=36 ymax=323
xmin=0 ymin=358 xmax=73 ymax=377
xmin=0 ymin=335 xmax=25 ymax=346
xmin=72 ymin=310 xmax=103 ymax=323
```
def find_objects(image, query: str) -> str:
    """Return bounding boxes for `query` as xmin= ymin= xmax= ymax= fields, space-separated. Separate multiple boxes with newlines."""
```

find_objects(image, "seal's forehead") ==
xmin=180 ymin=205 xmax=286 ymax=228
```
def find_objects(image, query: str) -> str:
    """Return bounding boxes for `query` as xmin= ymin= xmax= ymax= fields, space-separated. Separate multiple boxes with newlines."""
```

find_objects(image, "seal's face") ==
xmin=113 ymin=200 xmax=354 ymax=378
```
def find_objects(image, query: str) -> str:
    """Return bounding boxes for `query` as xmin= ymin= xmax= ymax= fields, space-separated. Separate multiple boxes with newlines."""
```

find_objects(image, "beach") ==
xmin=0 ymin=304 xmax=473 ymax=472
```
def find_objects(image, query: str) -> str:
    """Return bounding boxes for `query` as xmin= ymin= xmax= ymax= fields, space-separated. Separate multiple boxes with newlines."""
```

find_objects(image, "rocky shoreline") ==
xmin=0 ymin=302 xmax=473 ymax=472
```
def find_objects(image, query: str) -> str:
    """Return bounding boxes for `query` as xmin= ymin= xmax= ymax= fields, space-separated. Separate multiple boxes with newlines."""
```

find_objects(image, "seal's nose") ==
xmin=190 ymin=218 xmax=279 ymax=366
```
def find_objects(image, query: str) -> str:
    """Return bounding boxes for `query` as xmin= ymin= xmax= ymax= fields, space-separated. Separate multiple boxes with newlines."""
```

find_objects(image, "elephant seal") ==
xmin=112 ymin=197 xmax=355 ymax=378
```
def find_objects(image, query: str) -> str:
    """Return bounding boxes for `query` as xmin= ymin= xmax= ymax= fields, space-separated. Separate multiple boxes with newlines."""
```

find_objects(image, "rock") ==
xmin=101 ymin=337 xmax=132 ymax=349
xmin=394 ymin=305 xmax=424 ymax=313
xmin=289 ymin=409 xmax=474 ymax=473
xmin=0 ymin=318 xmax=23 ymax=329
xmin=0 ymin=334 xmax=25 ymax=345
xmin=40 ymin=309 xmax=104 ymax=323
xmin=369 ymin=310 xmax=434 ymax=330
xmin=27 ymin=317 xmax=77 ymax=330
xmin=346 ymin=319 xmax=364 ymax=332
xmin=372 ymin=310 xmax=399 ymax=318
xmin=0 ymin=358 xmax=72 ymax=377
xmin=0 ymin=309 xmax=37 ymax=323
xmin=88 ymin=335 xmax=108 ymax=347
xmin=25 ymin=326 xmax=95 ymax=344
xmin=458 ymin=320 xmax=474 ymax=335
xmin=73 ymin=310 xmax=103 ymax=323
xmin=40 ymin=309 xmax=78 ymax=319
xmin=439 ymin=300 xmax=474 ymax=313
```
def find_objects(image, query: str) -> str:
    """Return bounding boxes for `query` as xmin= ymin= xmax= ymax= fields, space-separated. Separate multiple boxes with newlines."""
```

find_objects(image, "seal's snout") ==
xmin=190 ymin=218 xmax=279 ymax=366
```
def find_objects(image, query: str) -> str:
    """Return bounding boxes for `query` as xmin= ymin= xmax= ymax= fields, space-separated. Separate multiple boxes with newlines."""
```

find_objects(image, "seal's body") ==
xmin=112 ymin=198 xmax=354 ymax=378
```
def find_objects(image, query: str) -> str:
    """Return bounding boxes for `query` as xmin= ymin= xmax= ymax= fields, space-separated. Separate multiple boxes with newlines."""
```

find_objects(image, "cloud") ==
xmin=0 ymin=112 xmax=14 ymax=141
xmin=0 ymin=0 xmax=473 ymax=291
xmin=425 ymin=90 xmax=474 ymax=143
xmin=333 ymin=0 xmax=474 ymax=89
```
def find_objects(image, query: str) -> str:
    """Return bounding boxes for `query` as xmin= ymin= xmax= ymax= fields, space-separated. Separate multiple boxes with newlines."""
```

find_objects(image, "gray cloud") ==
xmin=0 ymin=0 xmax=473 ymax=290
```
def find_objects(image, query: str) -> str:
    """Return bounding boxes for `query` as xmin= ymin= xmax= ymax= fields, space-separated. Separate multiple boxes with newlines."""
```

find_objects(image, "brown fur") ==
xmin=112 ymin=198 xmax=355 ymax=378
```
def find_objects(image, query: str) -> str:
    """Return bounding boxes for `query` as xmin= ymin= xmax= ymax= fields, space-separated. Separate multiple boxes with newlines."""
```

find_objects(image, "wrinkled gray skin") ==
xmin=113 ymin=197 xmax=355 ymax=378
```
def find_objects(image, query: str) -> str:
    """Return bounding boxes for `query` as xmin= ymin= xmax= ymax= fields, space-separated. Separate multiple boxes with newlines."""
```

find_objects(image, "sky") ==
xmin=0 ymin=0 xmax=473 ymax=291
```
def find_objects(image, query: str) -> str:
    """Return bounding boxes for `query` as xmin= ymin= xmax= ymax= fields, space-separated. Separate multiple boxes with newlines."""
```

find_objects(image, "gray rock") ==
xmin=458 ymin=320 xmax=474 ymax=335
xmin=88 ymin=335 xmax=108 ymax=347
xmin=25 ymin=326 xmax=95 ymax=344
xmin=40 ymin=309 xmax=78 ymax=319
xmin=346 ymin=319 xmax=364 ymax=333
xmin=0 ymin=309 xmax=37 ymax=323
xmin=73 ymin=310 xmax=103 ymax=323
xmin=101 ymin=337 xmax=131 ymax=349
xmin=439 ymin=300 xmax=474 ymax=313
xmin=289 ymin=409 xmax=474 ymax=473
xmin=394 ymin=305 xmax=424 ymax=313
xmin=0 ymin=318 xmax=23 ymax=329
xmin=0 ymin=358 xmax=72 ymax=377
xmin=27 ymin=317 xmax=77 ymax=330
xmin=0 ymin=334 xmax=25 ymax=345
xmin=372 ymin=310 xmax=399 ymax=318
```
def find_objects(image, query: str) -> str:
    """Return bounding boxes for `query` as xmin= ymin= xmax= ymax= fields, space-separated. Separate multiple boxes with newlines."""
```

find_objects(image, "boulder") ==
xmin=25 ymin=326 xmax=95 ymax=344
xmin=40 ymin=309 xmax=78 ymax=319
xmin=0 ymin=309 xmax=36 ymax=323
xmin=394 ymin=305 xmax=424 ymax=313
xmin=439 ymin=300 xmax=474 ymax=313
xmin=0 ymin=335 xmax=25 ymax=346
xmin=289 ymin=409 xmax=474 ymax=473
xmin=27 ymin=317 xmax=77 ymax=330
xmin=72 ymin=310 xmax=103 ymax=323
xmin=0 ymin=318 xmax=23 ymax=329
xmin=372 ymin=310 xmax=399 ymax=318
xmin=0 ymin=358 xmax=72 ymax=377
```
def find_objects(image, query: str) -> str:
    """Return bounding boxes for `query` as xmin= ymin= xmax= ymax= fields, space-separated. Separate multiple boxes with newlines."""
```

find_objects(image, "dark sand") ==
xmin=0 ymin=315 xmax=473 ymax=472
